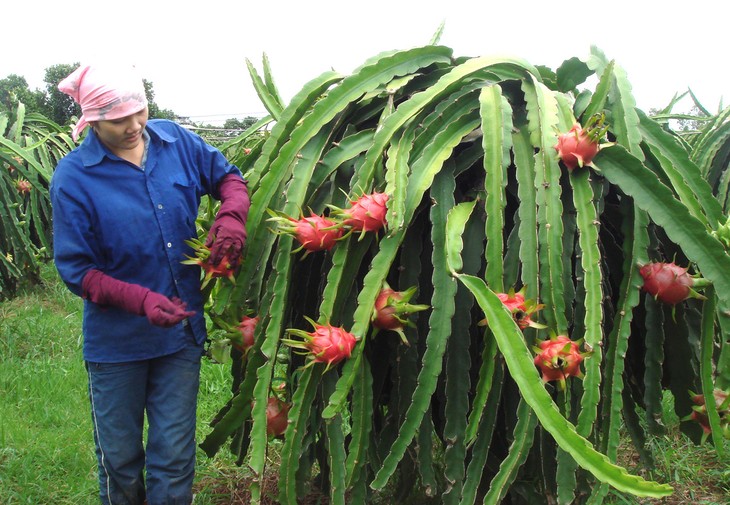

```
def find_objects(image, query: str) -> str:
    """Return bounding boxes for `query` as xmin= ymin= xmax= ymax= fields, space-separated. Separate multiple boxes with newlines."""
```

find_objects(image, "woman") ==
xmin=50 ymin=64 xmax=249 ymax=505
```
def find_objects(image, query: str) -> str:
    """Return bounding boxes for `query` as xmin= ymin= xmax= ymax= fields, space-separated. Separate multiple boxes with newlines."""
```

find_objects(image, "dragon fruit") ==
xmin=554 ymin=114 xmax=608 ymax=171
xmin=291 ymin=214 xmax=343 ymax=252
xmin=16 ymin=179 xmax=31 ymax=195
xmin=533 ymin=335 xmax=591 ymax=389
xmin=497 ymin=288 xmax=545 ymax=330
xmin=267 ymin=210 xmax=343 ymax=254
xmin=182 ymin=238 xmax=236 ymax=289
xmin=283 ymin=317 xmax=357 ymax=370
xmin=7 ymin=155 xmax=23 ymax=173
xmin=685 ymin=389 xmax=730 ymax=440
xmin=479 ymin=287 xmax=545 ymax=330
xmin=372 ymin=284 xmax=429 ymax=345
xmin=265 ymin=396 xmax=290 ymax=437
xmin=233 ymin=315 xmax=259 ymax=352
xmin=639 ymin=262 xmax=707 ymax=305
xmin=329 ymin=191 xmax=389 ymax=236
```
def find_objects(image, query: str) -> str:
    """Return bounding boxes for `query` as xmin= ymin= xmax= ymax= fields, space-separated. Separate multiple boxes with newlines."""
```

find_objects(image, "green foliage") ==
xmin=0 ymin=102 xmax=72 ymax=299
xmin=143 ymin=79 xmax=177 ymax=120
xmin=223 ymin=117 xmax=260 ymax=131
xmin=0 ymin=263 xmax=251 ymax=504
xmin=192 ymin=44 xmax=730 ymax=505
xmin=0 ymin=74 xmax=45 ymax=113
xmin=192 ymin=117 xmax=266 ymax=146
xmin=41 ymin=63 xmax=81 ymax=125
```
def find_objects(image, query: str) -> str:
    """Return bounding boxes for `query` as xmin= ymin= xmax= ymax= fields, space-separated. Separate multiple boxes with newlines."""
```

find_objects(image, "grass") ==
xmin=605 ymin=394 xmax=730 ymax=505
xmin=1 ymin=263 xmax=729 ymax=504
xmin=0 ymin=264 xmax=248 ymax=504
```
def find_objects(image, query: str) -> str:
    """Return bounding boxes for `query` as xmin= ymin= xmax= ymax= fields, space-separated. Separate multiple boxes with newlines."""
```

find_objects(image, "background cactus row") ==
xmin=0 ymin=103 xmax=72 ymax=299
xmin=196 ymin=41 xmax=730 ymax=505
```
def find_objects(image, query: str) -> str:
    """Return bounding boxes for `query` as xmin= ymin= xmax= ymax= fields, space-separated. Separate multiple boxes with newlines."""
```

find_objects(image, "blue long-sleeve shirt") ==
xmin=51 ymin=119 xmax=241 ymax=362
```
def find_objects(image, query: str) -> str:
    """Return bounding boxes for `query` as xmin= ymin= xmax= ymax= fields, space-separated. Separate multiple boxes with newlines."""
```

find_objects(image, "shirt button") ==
xmin=167 ymin=242 xmax=172 ymax=248
xmin=157 ymin=204 xmax=163 ymax=209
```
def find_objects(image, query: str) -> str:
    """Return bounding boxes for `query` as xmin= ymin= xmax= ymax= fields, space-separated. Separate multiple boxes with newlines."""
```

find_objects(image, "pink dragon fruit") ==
xmin=497 ymin=288 xmax=545 ymax=330
xmin=233 ymin=315 xmax=259 ymax=352
xmin=371 ymin=284 xmax=429 ymax=345
xmin=533 ymin=335 xmax=591 ymax=389
xmin=328 ymin=191 xmax=389 ymax=236
xmin=685 ymin=389 xmax=730 ymax=440
xmin=554 ymin=114 xmax=608 ymax=171
xmin=283 ymin=317 xmax=358 ymax=370
xmin=478 ymin=287 xmax=545 ymax=330
xmin=640 ymin=262 xmax=707 ymax=305
xmin=16 ymin=179 xmax=31 ymax=195
xmin=181 ymin=238 xmax=237 ymax=288
xmin=292 ymin=214 xmax=343 ymax=252
xmin=268 ymin=210 xmax=343 ymax=254
xmin=265 ymin=396 xmax=290 ymax=437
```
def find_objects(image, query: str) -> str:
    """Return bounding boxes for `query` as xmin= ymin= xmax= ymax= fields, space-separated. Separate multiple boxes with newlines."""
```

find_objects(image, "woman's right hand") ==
xmin=142 ymin=292 xmax=196 ymax=327
xmin=82 ymin=269 xmax=195 ymax=327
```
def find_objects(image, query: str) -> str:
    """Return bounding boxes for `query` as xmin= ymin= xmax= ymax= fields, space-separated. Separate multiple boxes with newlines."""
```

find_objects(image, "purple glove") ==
xmin=205 ymin=174 xmax=250 ymax=269
xmin=82 ymin=269 xmax=195 ymax=328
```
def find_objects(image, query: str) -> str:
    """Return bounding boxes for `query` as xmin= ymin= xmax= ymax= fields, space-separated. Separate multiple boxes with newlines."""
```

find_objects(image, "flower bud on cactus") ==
xmin=639 ymin=262 xmax=707 ymax=305
xmin=711 ymin=215 xmax=730 ymax=249
xmin=267 ymin=210 xmax=343 ymax=255
xmin=533 ymin=335 xmax=591 ymax=390
xmin=554 ymin=114 xmax=608 ymax=171
xmin=283 ymin=317 xmax=358 ymax=370
xmin=372 ymin=284 xmax=430 ymax=345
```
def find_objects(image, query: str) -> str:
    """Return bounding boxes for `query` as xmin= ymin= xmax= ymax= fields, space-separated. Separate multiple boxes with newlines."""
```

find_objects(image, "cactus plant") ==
xmin=196 ymin=44 xmax=730 ymax=505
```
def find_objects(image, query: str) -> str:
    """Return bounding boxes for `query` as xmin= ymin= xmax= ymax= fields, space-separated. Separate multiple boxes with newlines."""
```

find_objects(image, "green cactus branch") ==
xmin=571 ymin=169 xmax=604 ymax=437
xmin=278 ymin=366 xmax=324 ymax=504
xmin=482 ymin=401 xmax=538 ymax=505
xmin=453 ymin=274 xmax=673 ymax=498
xmin=638 ymin=109 xmax=722 ymax=228
xmin=481 ymin=85 xmax=512 ymax=292
xmin=193 ymin=44 xmax=730 ymax=504
xmin=522 ymin=78 xmax=568 ymax=333
xmin=595 ymin=146 xmax=730 ymax=306
xmin=699 ymin=286 xmax=726 ymax=458
xmin=370 ymin=167 xmax=458 ymax=491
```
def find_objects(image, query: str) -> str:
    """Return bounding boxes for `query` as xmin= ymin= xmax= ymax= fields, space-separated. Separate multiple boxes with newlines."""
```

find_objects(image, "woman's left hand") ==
xmin=205 ymin=174 xmax=250 ymax=269
xmin=207 ymin=216 xmax=247 ymax=268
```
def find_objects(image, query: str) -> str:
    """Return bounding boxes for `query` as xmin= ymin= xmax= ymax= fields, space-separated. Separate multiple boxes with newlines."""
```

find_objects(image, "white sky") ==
xmin=5 ymin=0 xmax=729 ymax=123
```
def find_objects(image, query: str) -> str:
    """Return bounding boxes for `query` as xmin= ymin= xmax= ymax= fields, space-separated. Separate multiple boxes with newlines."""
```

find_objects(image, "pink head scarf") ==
xmin=58 ymin=64 xmax=148 ymax=141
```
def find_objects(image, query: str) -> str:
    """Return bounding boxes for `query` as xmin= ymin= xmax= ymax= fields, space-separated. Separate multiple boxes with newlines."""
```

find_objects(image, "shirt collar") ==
xmin=77 ymin=120 xmax=179 ymax=168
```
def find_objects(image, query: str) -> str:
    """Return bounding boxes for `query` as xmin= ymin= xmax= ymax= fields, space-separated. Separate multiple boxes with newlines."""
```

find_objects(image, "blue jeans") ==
xmin=86 ymin=336 xmax=203 ymax=505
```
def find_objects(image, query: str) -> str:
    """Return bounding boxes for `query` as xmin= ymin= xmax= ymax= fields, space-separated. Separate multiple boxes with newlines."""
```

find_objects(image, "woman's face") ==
xmin=92 ymin=108 xmax=149 ymax=154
